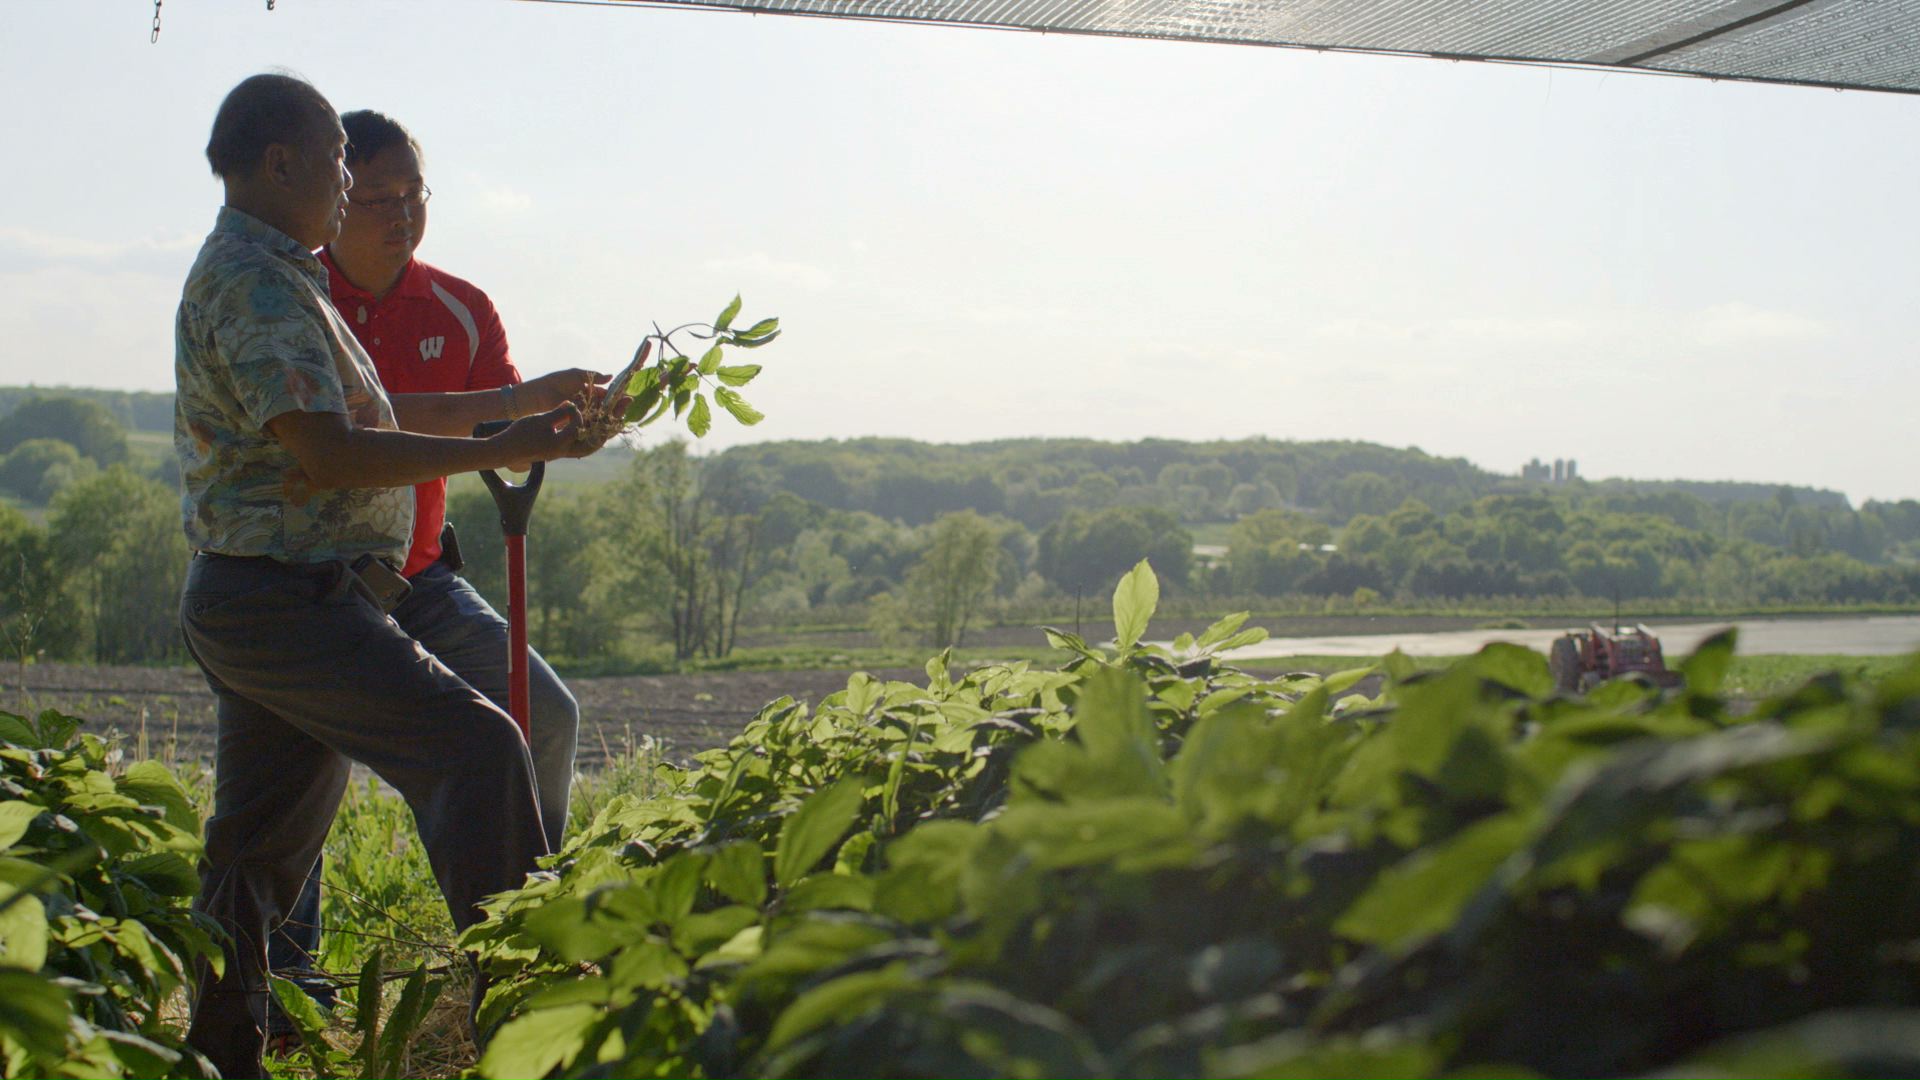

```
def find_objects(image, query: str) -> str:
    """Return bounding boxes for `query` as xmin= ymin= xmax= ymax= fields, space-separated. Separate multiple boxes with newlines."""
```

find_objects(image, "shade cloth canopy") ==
xmin=552 ymin=0 xmax=1920 ymax=94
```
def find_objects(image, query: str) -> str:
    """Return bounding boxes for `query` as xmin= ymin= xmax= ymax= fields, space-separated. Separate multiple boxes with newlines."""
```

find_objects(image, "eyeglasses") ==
xmin=347 ymin=185 xmax=432 ymax=215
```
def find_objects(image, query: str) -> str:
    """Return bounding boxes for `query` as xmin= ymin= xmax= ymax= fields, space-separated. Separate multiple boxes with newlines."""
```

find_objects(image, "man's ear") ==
xmin=260 ymin=142 xmax=297 ymax=189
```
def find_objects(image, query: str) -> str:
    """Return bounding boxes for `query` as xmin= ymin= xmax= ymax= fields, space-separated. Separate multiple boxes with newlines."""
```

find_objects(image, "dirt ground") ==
xmin=0 ymin=661 xmax=925 ymax=770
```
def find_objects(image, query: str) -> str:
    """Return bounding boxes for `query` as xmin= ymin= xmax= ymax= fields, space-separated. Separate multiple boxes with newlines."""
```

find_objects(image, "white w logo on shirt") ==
xmin=419 ymin=336 xmax=446 ymax=362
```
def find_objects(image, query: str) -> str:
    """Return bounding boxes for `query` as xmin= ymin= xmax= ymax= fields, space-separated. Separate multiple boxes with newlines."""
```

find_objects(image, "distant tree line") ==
xmin=428 ymin=443 xmax=1918 ymax=667
xmin=0 ymin=386 xmax=173 ymax=432
xmin=0 ymin=395 xmax=180 ymax=506
xmin=4 ymin=392 xmax=1918 ymax=667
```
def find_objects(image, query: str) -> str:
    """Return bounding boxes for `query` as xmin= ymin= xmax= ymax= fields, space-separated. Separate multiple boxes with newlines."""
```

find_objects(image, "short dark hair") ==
xmin=341 ymin=110 xmax=421 ymax=169
xmin=205 ymin=73 xmax=336 ymax=179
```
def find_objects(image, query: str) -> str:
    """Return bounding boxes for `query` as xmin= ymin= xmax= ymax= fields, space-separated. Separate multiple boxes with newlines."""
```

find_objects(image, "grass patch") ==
xmin=1723 ymin=655 xmax=1913 ymax=699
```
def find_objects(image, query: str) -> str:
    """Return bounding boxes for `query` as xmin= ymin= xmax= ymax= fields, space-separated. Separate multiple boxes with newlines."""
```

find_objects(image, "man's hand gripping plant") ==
xmin=577 ymin=295 xmax=779 ymax=446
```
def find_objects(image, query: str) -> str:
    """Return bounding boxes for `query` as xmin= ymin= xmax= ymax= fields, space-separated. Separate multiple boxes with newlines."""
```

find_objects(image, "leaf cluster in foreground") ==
xmin=466 ymin=561 xmax=1920 ymax=1078
xmin=0 ymin=711 xmax=220 ymax=1078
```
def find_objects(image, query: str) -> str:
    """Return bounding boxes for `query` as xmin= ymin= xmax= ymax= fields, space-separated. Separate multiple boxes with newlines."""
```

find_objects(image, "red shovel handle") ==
xmin=502 ymin=533 xmax=531 ymax=740
xmin=474 ymin=421 xmax=543 ymax=742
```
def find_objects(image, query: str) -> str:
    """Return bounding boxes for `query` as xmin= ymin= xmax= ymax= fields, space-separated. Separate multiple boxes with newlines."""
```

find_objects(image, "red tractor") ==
xmin=1549 ymin=623 xmax=1684 ymax=694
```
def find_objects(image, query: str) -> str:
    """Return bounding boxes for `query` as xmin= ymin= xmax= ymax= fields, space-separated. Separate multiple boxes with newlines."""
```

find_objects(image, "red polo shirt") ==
xmin=320 ymin=249 xmax=522 ymax=577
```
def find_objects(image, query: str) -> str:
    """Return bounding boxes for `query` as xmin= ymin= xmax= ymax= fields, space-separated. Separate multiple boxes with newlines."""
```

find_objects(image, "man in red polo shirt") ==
xmin=268 ymin=109 xmax=594 ymax=1023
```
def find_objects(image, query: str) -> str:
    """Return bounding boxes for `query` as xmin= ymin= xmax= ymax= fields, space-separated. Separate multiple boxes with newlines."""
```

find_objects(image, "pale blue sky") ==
xmin=3 ymin=1 xmax=1915 ymax=503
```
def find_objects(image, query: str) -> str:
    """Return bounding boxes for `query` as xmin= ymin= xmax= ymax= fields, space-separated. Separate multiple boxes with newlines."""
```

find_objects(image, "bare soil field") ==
xmin=0 ymin=661 xmax=924 ymax=769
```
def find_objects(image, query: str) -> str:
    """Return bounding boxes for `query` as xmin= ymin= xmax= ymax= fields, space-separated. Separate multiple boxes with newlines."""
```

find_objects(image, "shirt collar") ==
xmin=215 ymin=206 xmax=324 ymax=277
xmin=319 ymin=248 xmax=432 ymax=305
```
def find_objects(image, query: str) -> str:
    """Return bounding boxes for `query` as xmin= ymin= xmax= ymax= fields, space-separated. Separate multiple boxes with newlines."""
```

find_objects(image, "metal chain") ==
xmin=153 ymin=0 xmax=281 ymax=45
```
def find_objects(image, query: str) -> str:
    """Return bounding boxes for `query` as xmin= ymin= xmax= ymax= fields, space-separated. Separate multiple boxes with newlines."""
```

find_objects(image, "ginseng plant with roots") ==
xmin=577 ymin=294 xmax=780 ymax=446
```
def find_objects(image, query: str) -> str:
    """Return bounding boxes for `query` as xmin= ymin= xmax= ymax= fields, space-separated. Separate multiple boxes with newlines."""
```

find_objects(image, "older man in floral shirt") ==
xmin=174 ymin=73 xmax=608 ymax=1079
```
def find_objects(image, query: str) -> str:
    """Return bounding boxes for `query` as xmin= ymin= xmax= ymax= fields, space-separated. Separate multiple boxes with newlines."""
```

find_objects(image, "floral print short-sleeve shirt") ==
xmin=174 ymin=208 xmax=413 ymax=565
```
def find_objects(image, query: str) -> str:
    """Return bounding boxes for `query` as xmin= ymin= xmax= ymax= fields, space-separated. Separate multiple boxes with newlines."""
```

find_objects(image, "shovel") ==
xmin=473 ymin=420 xmax=543 ymax=741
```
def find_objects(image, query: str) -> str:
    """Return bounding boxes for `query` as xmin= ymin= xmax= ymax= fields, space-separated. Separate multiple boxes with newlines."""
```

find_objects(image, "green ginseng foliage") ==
xmin=1 ymin=709 xmax=222 ymax=1079
xmin=467 ymin=563 xmax=1920 ymax=1080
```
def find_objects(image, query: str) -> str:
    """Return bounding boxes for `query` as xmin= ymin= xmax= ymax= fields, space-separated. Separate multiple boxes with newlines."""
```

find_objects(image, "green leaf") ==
xmin=1323 ymin=664 xmax=1375 ymax=694
xmin=0 ymin=892 xmax=47 ymax=970
xmin=0 ymin=801 xmax=40 ymax=851
xmin=96 ymin=1030 xmax=184 ymax=1078
xmin=1214 ymin=627 xmax=1269 ymax=653
xmin=1335 ymin=812 xmax=1532 ymax=950
xmin=1066 ymin=666 xmax=1166 ymax=795
xmin=688 ymin=394 xmax=712 ymax=437
xmin=119 ymin=851 xmax=199 ymax=897
xmin=1111 ymin=559 xmax=1159 ymax=649
xmin=1658 ymin=1008 xmax=1920 ymax=1080
xmin=1382 ymin=649 xmax=1417 ymax=684
xmin=624 ymin=384 xmax=663 ymax=424
xmin=872 ymin=822 xmax=977 ymax=924
xmin=913 ymin=982 xmax=1106 ymax=1077
xmin=730 ymin=328 xmax=781 ymax=349
xmin=1681 ymin=628 xmax=1737 ymax=695
xmin=778 ymin=873 xmax=875 ymax=913
xmin=624 ymin=365 xmax=659 ymax=396
xmin=0 ymin=714 xmax=34 ymax=747
xmin=268 ymin=974 xmax=336 ymax=1058
xmin=715 ymin=364 xmax=762 ymax=386
xmin=993 ymin=799 xmax=1193 ymax=871
xmin=649 ymin=851 xmax=707 ymax=925
xmin=698 ymin=344 xmax=724 ymax=375
xmin=377 ymin=963 xmax=442 ymax=1077
xmin=1463 ymin=641 xmax=1554 ymax=698
xmin=1211 ymin=1029 xmax=1441 ymax=1080
xmin=704 ymin=840 xmax=767 ymax=907
xmin=355 ymin=947 xmax=384 ymax=1079
xmin=118 ymin=761 xmax=199 ymax=832
xmin=1043 ymin=626 xmax=1101 ymax=661
xmin=743 ymin=915 xmax=896 ymax=981
xmin=714 ymin=294 xmax=742 ymax=333
xmin=522 ymin=897 xmax=625 ymax=963
xmin=700 ymin=924 xmax=764 ymax=968
xmin=765 ymin=964 xmax=915 ymax=1053
xmin=1194 ymin=612 xmax=1250 ymax=651
xmin=713 ymin=386 xmax=764 ymax=426
xmin=735 ymin=316 xmax=779 ymax=340
xmin=478 ymin=1002 xmax=601 ymax=1079
xmin=0 ymin=969 xmax=73 ymax=1061
xmin=773 ymin=778 xmax=867 ymax=889
xmin=835 ymin=830 xmax=876 ymax=874
xmin=606 ymin=938 xmax=690 ymax=991
xmin=673 ymin=905 xmax=761 ymax=954
xmin=29 ymin=711 xmax=81 ymax=749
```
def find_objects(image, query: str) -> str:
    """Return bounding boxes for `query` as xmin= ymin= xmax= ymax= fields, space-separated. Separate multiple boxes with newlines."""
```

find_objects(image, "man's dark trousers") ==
xmin=266 ymin=558 xmax=579 ymax=1016
xmin=180 ymin=553 xmax=547 ymax=1079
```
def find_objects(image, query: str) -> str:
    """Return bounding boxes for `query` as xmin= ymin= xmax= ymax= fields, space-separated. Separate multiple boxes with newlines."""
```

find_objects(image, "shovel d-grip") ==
xmin=474 ymin=420 xmax=544 ymax=742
